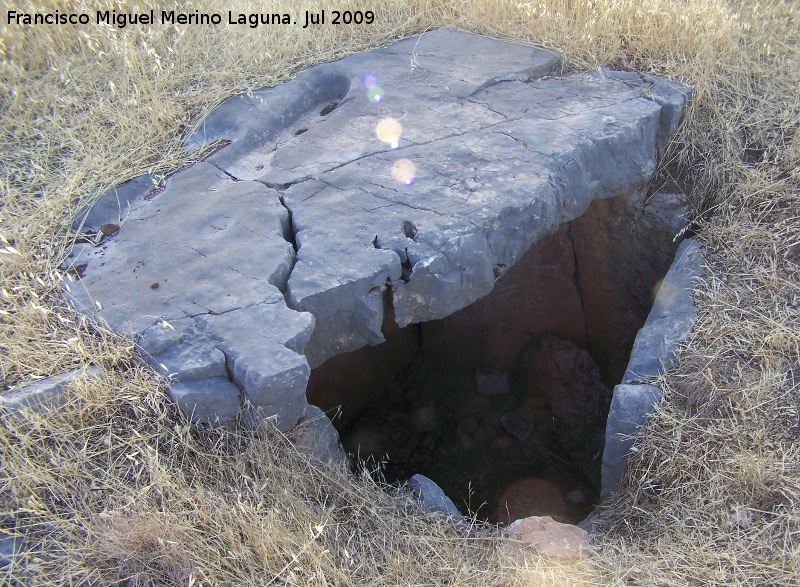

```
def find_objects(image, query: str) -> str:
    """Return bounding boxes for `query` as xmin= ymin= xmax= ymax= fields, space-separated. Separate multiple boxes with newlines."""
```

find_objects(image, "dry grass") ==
xmin=595 ymin=179 xmax=800 ymax=585
xmin=1 ymin=0 xmax=799 ymax=585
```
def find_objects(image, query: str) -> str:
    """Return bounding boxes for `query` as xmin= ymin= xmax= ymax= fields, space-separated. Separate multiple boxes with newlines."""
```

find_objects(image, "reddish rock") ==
xmin=502 ymin=515 xmax=592 ymax=561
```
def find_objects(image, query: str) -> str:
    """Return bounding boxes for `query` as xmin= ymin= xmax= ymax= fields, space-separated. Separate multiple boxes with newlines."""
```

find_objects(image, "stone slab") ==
xmin=1 ymin=365 xmax=102 ymax=416
xmin=600 ymin=383 xmax=662 ymax=500
xmin=64 ymin=30 xmax=691 ymax=431
xmin=600 ymin=238 xmax=703 ymax=499
xmin=64 ymin=162 xmax=314 ymax=429
xmin=622 ymin=238 xmax=703 ymax=383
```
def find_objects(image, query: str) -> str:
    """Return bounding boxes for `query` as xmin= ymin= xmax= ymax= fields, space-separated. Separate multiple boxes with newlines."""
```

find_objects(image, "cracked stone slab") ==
xmin=65 ymin=29 xmax=691 ymax=427
xmin=195 ymin=302 xmax=314 ymax=428
xmin=182 ymin=29 xmax=687 ymax=367
xmin=64 ymin=162 xmax=314 ymax=428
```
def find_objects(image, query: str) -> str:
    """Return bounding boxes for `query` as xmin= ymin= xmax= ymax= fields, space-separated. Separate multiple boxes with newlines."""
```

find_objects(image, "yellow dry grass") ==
xmin=1 ymin=0 xmax=798 ymax=585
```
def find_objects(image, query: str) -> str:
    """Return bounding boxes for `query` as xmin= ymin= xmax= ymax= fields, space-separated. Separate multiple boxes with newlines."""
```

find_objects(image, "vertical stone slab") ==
xmin=601 ymin=238 xmax=703 ymax=499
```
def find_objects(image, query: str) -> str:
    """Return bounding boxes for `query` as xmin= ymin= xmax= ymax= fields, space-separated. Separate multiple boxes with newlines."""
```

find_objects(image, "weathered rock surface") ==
xmin=72 ymin=173 xmax=163 ymax=234
xmin=65 ymin=162 xmax=314 ymax=428
xmin=65 ymin=29 xmax=690 ymax=430
xmin=407 ymin=473 xmax=464 ymax=522
xmin=291 ymin=404 xmax=347 ymax=465
xmin=1 ymin=365 xmax=102 ymax=416
xmin=502 ymin=515 xmax=592 ymax=561
xmin=187 ymin=30 xmax=689 ymax=369
xmin=622 ymin=238 xmax=703 ymax=383
xmin=601 ymin=238 xmax=703 ymax=499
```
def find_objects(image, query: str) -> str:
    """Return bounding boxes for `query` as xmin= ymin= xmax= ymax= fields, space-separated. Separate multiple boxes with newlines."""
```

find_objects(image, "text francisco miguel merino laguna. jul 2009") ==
xmin=6 ymin=9 xmax=376 ymax=29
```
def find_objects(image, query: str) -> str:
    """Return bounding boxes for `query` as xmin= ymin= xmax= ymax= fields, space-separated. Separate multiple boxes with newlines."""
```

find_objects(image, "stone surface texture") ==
xmin=502 ymin=515 xmax=592 ymax=561
xmin=600 ymin=238 xmax=703 ymax=499
xmin=291 ymin=404 xmax=347 ymax=465
xmin=407 ymin=473 xmax=465 ymax=522
xmin=65 ymin=29 xmax=690 ymax=430
xmin=621 ymin=238 xmax=703 ymax=383
xmin=1 ymin=366 xmax=102 ymax=416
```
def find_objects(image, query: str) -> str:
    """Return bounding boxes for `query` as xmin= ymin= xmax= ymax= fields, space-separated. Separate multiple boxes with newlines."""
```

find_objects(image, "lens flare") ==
xmin=376 ymin=118 xmax=402 ymax=146
xmin=361 ymin=74 xmax=379 ymax=89
xmin=367 ymin=86 xmax=384 ymax=103
xmin=392 ymin=159 xmax=416 ymax=185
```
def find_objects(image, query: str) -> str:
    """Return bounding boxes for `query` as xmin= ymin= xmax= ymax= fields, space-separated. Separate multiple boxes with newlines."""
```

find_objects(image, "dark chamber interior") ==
xmin=306 ymin=191 xmax=683 ymax=525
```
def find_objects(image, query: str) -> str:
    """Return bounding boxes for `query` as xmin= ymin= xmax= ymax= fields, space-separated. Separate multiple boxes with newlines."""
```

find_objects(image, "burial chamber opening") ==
xmin=305 ymin=189 xmax=687 ymax=525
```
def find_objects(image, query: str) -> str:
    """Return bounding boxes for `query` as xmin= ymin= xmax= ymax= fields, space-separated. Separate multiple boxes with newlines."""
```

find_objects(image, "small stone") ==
xmin=500 ymin=407 xmax=535 ymax=443
xmin=476 ymin=370 xmax=511 ymax=395
xmin=291 ymin=404 xmax=346 ymax=465
xmin=99 ymin=223 xmax=119 ymax=237
xmin=502 ymin=515 xmax=592 ymax=561
xmin=407 ymin=474 xmax=464 ymax=522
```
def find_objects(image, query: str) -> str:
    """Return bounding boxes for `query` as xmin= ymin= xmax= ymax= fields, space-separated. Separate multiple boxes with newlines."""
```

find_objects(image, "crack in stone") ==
xmin=207 ymin=161 xmax=242 ymax=182
xmin=566 ymin=222 xmax=591 ymax=349
xmin=466 ymin=98 xmax=509 ymax=120
xmin=185 ymin=244 xmax=208 ymax=258
xmin=275 ymin=193 xmax=300 ymax=308
xmin=228 ymin=266 xmax=260 ymax=281
xmin=247 ymin=91 xmax=631 ymax=193
xmin=523 ymin=95 xmax=642 ymax=121
xmin=257 ymin=113 xmax=541 ymax=193
xmin=278 ymin=194 xmax=299 ymax=254
xmin=359 ymin=182 xmax=450 ymax=219
xmin=499 ymin=132 xmax=531 ymax=151
xmin=297 ymin=183 xmax=328 ymax=203
xmin=183 ymin=298 xmax=281 ymax=320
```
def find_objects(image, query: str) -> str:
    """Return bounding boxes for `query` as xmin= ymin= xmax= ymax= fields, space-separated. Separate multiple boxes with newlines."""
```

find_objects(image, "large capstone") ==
xmin=65 ymin=30 xmax=691 ymax=447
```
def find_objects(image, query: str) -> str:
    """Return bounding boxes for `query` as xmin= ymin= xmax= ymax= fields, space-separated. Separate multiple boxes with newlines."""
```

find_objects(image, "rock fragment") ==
xmin=502 ymin=515 xmax=592 ymax=561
